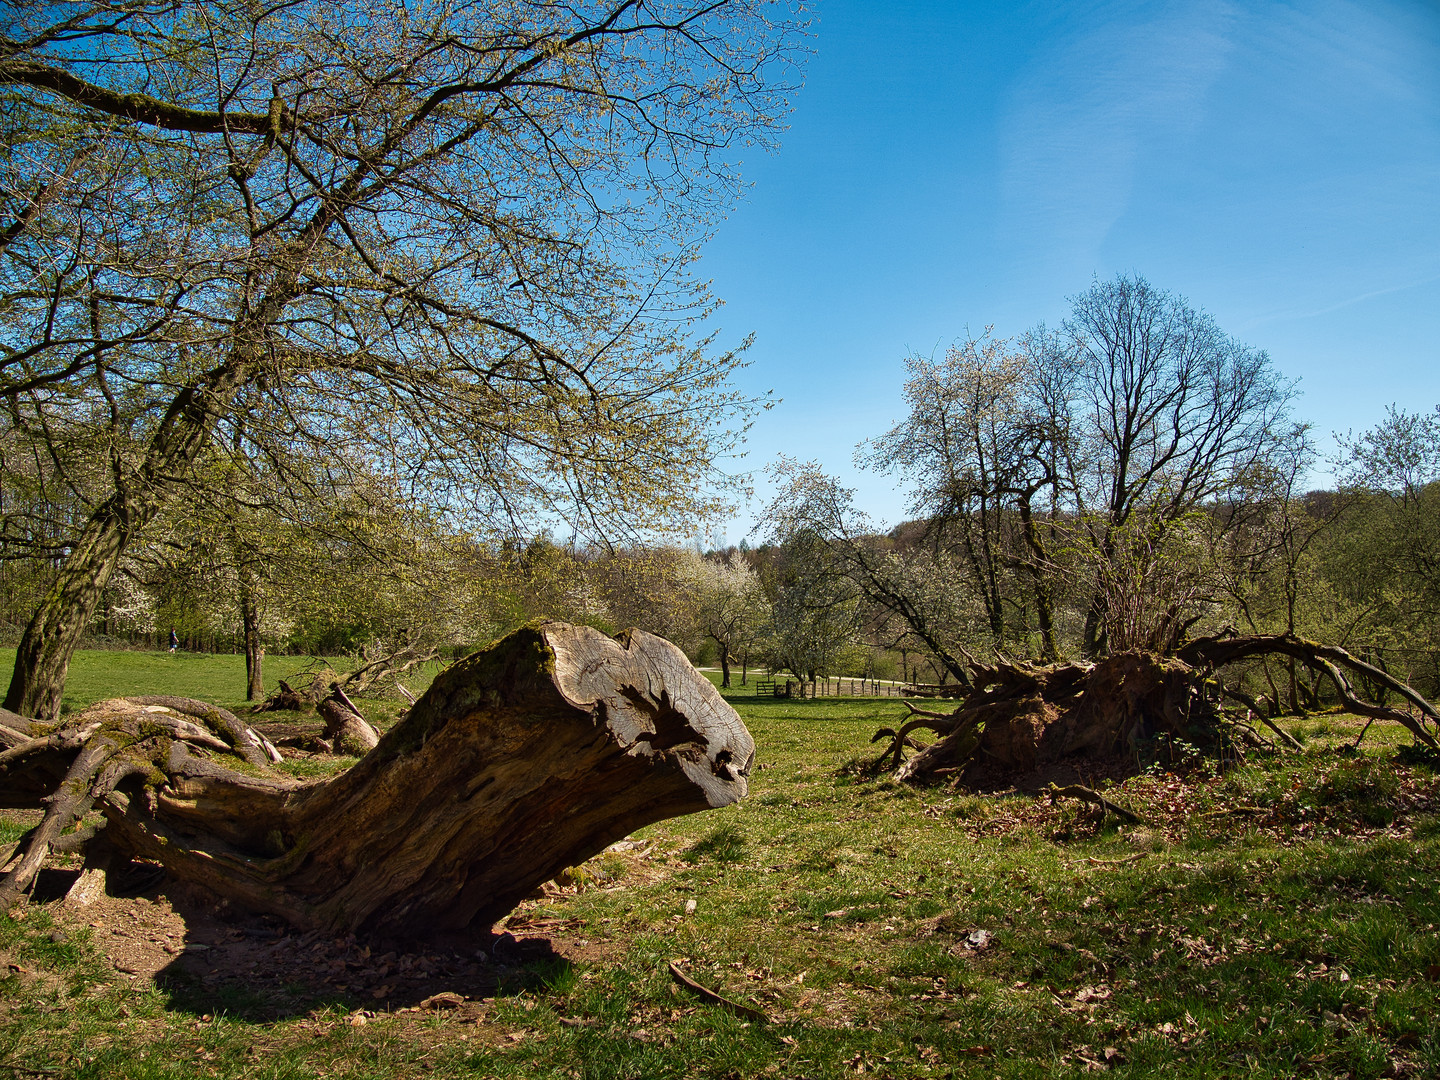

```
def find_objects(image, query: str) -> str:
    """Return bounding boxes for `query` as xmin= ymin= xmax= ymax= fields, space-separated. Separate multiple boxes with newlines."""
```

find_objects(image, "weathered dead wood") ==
xmin=316 ymin=690 xmax=381 ymax=756
xmin=339 ymin=643 xmax=441 ymax=697
xmin=1078 ymin=853 xmax=1146 ymax=867
xmin=255 ymin=646 xmax=435 ymax=713
xmin=123 ymin=696 xmax=275 ymax=766
xmin=254 ymin=678 xmax=316 ymax=713
xmin=0 ymin=730 xmax=126 ymax=909
xmin=0 ymin=623 xmax=753 ymax=937
xmin=876 ymin=632 xmax=1440 ymax=785
xmin=886 ymin=663 xmax=1099 ymax=782
xmin=894 ymin=705 xmax=991 ymax=782
xmin=668 ymin=962 xmax=770 ymax=1023
xmin=902 ymin=701 xmax=960 ymax=721
xmin=64 ymin=843 xmax=113 ymax=907
xmin=870 ymin=702 xmax=963 ymax=769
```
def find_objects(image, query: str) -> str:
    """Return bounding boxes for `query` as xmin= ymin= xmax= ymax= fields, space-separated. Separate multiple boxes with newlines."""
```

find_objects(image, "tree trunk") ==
xmin=3 ymin=505 xmax=132 ymax=721
xmin=0 ymin=622 xmax=753 ymax=937
xmin=1018 ymin=500 xmax=1058 ymax=661
xmin=718 ymin=643 xmax=732 ymax=689
xmin=4 ymin=329 xmax=282 ymax=721
xmin=1260 ymin=657 xmax=1283 ymax=716
xmin=240 ymin=571 xmax=264 ymax=702
xmin=1081 ymin=525 xmax=1117 ymax=659
xmin=1081 ymin=594 xmax=1106 ymax=659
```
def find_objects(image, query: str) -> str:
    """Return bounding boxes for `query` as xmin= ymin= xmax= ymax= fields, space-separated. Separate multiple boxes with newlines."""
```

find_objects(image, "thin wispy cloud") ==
xmin=1241 ymin=270 xmax=1440 ymax=332
xmin=996 ymin=0 xmax=1238 ymax=266
xmin=1251 ymin=0 xmax=1440 ymax=119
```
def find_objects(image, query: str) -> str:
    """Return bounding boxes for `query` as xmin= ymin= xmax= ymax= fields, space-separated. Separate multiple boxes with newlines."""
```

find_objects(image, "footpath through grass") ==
xmin=1 ymin=654 xmax=1438 ymax=1078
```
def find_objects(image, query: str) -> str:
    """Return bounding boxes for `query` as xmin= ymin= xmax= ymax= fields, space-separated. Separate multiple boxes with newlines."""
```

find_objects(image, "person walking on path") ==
xmin=168 ymin=628 xmax=179 ymax=654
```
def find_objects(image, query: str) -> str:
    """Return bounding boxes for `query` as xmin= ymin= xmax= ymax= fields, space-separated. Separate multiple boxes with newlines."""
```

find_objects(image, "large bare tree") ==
xmin=0 ymin=0 xmax=802 ymax=719
xmin=1063 ymin=275 xmax=1298 ymax=655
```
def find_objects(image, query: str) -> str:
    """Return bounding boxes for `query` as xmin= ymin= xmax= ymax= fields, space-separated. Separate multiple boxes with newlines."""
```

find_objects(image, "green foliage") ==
xmin=1 ymin=0 xmax=805 ymax=719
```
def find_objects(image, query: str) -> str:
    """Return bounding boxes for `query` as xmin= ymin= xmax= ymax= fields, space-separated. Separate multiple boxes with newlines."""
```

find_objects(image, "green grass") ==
xmin=0 ymin=647 xmax=448 ymax=717
xmin=2 ymin=655 xmax=1438 ymax=1078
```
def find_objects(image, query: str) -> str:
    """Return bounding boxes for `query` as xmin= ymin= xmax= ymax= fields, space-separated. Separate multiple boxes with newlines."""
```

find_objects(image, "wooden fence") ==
xmin=746 ymin=677 xmax=962 ymax=699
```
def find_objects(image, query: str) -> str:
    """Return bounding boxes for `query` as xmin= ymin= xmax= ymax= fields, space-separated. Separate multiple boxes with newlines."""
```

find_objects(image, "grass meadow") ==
xmin=1 ymin=649 xmax=1438 ymax=1078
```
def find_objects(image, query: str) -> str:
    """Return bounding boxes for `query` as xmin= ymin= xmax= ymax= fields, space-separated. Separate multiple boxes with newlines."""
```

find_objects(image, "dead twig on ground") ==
xmin=1046 ymin=783 xmax=1148 ymax=825
xmin=668 ymin=962 xmax=769 ymax=1024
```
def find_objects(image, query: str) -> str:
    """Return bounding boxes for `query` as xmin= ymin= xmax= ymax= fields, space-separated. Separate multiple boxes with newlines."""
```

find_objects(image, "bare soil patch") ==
xmin=27 ymin=856 xmax=640 ymax=1024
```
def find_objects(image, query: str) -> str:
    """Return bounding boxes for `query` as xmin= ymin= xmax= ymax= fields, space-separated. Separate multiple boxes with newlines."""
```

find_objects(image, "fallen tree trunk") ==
xmin=0 ymin=623 xmax=753 ymax=937
xmin=317 ymin=686 xmax=381 ymax=756
xmin=254 ymin=645 xmax=441 ymax=714
xmin=880 ymin=632 xmax=1440 ymax=785
xmin=1178 ymin=633 xmax=1440 ymax=749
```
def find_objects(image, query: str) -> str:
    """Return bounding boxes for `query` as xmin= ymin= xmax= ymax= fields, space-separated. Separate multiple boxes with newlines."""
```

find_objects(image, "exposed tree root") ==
xmin=873 ymin=632 xmax=1440 ymax=785
xmin=870 ymin=701 xmax=964 ymax=770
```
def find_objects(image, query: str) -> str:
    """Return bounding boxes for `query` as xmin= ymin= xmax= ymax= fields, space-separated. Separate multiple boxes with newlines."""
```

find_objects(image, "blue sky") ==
xmin=698 ymin=0 xmax=1440 ymax=542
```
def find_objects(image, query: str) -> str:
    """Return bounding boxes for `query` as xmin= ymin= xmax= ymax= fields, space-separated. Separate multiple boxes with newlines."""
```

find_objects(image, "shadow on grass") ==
xmin=36 ymin=860 xmax=574 ymax=1023
xmin=681 ymin=823 xmax=748 ymax=864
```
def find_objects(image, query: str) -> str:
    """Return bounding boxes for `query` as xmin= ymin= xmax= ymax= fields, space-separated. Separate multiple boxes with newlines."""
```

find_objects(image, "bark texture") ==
xmin=0 ymin=623 xmax=753 ymax=937
xmin=2 ymin=505 xmax=134 ymax=721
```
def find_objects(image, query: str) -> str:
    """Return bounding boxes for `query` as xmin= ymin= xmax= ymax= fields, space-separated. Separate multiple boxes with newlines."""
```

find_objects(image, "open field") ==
xmin=0 ymin=648 xmax=451 ymax=720
xmin=2 ymin=652 xmax=1439 ymax=1078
